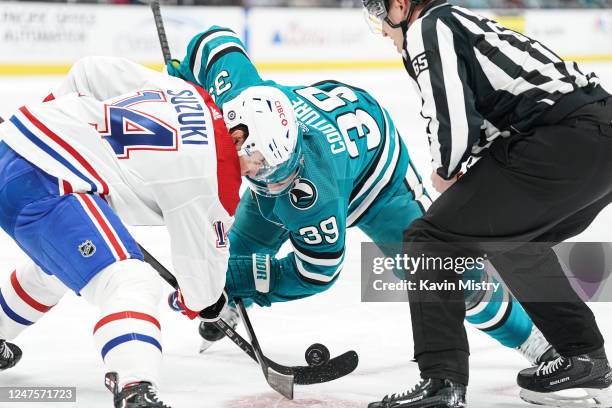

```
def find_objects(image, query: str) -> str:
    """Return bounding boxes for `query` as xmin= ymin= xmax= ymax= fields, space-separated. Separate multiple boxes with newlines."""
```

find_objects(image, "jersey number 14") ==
xmin=99 ymin=90 xmax=178 ymax=159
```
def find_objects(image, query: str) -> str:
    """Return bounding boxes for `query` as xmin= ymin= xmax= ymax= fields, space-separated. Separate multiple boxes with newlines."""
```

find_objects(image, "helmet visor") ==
xmin=239 ymin=149 xmax=281 ymax=181
xmin=246 ymin=171 xmax=299 ymax=197
xmin=245 ymin=154 xmax=304 ymax=197
xmin=363 ymin=0 xmax=388 ymax=34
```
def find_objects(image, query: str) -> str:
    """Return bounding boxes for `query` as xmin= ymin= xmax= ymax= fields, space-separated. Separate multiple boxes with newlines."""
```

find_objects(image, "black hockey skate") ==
xmin=198 ymin=304 xmax=240 ymax=353
xmin=105 ymin=372 xmax=171 ymax=408
xmin=0 ymin=340 xmax=22 ymax=371
xmin=517 ymin=347 xmax=612 ymax=407
xmin=368 ymin=378 xmax=466 ymax=408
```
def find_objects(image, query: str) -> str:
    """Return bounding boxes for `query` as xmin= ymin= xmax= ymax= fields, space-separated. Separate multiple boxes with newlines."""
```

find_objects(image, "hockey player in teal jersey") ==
xmin=167 ymin=26 xmax=556 ymax=364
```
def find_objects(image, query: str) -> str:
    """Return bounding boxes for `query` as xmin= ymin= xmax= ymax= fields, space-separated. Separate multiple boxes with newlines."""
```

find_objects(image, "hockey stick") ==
xmin=147 ymin=2 xmax=357 ymax=391
xmin=235 ymin=298 xmax=294 ymax=399
xmin=137 ymin=246 xmax=292 ymax=398
xmin=150 ymin=1 xmax=172 ymax=64
xmin=146 ymin=6 xmax=293 ymax=397
xmin=138 ymin=245 xmax=358 ymax=389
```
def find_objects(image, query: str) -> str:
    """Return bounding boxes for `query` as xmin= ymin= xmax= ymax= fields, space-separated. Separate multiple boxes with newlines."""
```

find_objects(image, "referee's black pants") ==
xmin=403 ymin=97 xmax=612 ymax=385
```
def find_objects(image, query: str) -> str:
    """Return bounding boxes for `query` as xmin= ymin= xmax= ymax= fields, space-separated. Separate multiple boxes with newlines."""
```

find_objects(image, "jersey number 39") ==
xmin=299 ymin=216 xmax=339 ymax=245
xmin=295 ymin=86 xmax=381 ymax=159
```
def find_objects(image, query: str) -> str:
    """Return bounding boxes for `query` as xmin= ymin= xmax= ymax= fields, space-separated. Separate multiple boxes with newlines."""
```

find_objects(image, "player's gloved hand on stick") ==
xmin=225 ymin=254 xmax=278 ymax=307
xmin=168 ymin=289 xmax=228 ymax=322
xmin=165 ymin=59 xmax=181 ymax=77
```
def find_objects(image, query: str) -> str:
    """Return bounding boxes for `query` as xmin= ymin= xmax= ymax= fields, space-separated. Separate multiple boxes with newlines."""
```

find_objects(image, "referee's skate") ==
xmin=518 ymin=347 xmax=612 ymax=407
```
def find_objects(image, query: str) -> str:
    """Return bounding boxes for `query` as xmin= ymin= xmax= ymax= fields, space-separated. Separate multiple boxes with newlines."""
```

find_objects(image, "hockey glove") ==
xmin=168 ymin=289 xmax=228 ymax=322
xmin=165 ymin=59 xmax=182 ymax=78
xmin=225 ymin=254 xmax=278 ymax=307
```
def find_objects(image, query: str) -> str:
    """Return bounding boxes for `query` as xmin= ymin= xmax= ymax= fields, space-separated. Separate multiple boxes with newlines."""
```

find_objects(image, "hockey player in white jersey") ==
xmin=0 ymin=56 xmax=268 ymax=407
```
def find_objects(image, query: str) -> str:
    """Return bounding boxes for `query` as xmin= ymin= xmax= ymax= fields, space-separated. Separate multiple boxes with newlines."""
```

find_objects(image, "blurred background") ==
xmin=0 ymin=0 xmax=611 ymax=182
xmin=1 ymin=0 xmax=611 ymax=169
xmin=7 ymin=0 xmax=612 ymax=8
xmin=1 ymin=0 xmax=610 ymax=79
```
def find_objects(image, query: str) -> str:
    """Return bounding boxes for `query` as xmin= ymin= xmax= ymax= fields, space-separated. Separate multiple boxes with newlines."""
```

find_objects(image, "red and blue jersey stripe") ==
xmin=8 ymin=106 xmax=109 ymax=196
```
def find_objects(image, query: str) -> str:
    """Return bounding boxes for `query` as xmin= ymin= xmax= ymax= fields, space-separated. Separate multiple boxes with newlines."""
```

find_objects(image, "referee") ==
xmin=363 ymin=0 xmax=612 ymax=407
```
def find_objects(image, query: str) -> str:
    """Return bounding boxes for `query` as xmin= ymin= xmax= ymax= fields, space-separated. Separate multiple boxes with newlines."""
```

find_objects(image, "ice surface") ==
xmin=0 ymin=64 xmax=611 ymax=407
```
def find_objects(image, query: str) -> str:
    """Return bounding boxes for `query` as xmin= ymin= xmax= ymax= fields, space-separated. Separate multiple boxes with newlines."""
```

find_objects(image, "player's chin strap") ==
xmin=385 ymin=0 xmax=417 ymax=46
xmin=400 ymin=0 xmax=430 ymax=35
xmin=402 ymin=2 xmax=415 ymax=33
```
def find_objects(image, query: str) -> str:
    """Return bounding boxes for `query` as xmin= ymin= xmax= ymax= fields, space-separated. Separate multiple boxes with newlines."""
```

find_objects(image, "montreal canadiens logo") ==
xmin=289 ymin=178 xmax=317 ymax=210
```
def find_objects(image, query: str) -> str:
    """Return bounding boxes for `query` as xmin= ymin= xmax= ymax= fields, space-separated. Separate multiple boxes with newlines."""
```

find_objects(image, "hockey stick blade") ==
xmin=140 ymin=244 xmax=357 ymax=388
xmin=267 ymin=367 xmax=295 ymax=400
xmin=139 ymin=245 xmax=292 ymax=399
xmin=291 ymin=350 xmax=359 ymax=385
xmin=140 ymin=244 xmax=359 ymax=385
xmin=235 ymin=299 xmax=295 ymax=399
xmin=214 ymin=314 xmax=358 ymax=385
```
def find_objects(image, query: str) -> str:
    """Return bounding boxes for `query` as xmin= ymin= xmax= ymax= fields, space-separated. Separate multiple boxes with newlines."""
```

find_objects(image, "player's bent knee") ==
xmin=81 ymin=259 xmax=162 ymax=310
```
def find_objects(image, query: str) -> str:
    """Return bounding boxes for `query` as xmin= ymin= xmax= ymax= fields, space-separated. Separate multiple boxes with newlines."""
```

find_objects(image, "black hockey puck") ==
xmin=305 ymin=343 xmax=330 ymax=367
xmin=198 ymin=320 xmax=226 ymax=342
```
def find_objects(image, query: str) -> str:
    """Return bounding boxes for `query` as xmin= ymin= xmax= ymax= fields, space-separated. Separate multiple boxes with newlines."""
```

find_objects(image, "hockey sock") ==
xmin=82 ymin=259 xmax=163 ymax=389
xmin=464 ymin=271 xmax=532 ymax=348
xmin=0 ymin=261 xmax=65 ymax=340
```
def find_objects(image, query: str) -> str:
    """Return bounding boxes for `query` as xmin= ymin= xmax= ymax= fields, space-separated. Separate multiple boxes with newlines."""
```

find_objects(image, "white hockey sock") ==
xmin=0 ymin=260 xmax=65 ymax=340
xmin=81 ymin=259 xmax=163 ymax=389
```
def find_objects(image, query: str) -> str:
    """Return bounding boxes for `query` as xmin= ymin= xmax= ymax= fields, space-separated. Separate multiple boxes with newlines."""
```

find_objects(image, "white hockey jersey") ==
xmin=0 ymin=56 xmax=241 ymax=311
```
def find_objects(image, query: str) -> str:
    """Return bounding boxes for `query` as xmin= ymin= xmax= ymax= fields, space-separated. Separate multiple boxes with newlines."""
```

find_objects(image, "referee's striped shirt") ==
xmin=404 ymin=0 xmax=610 ymax=179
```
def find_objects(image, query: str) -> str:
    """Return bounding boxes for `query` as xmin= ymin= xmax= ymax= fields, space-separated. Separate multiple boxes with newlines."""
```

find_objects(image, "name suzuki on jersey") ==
xmin=168 ymin=89 xmax=208 ymax=145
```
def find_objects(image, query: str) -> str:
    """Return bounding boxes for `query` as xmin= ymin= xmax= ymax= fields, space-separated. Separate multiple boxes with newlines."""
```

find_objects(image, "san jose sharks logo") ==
xmin=289 ymin=178 xmax=317 ymax=210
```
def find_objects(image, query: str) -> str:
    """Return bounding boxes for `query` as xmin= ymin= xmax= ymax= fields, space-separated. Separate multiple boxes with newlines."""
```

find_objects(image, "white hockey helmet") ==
xmin=223 ymin=86 xmax=303 ymax=196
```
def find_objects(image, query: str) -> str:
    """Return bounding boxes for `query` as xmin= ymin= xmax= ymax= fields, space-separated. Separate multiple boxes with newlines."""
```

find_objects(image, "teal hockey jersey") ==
xmin=169 ymin=26 xmax=430 ymax=301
